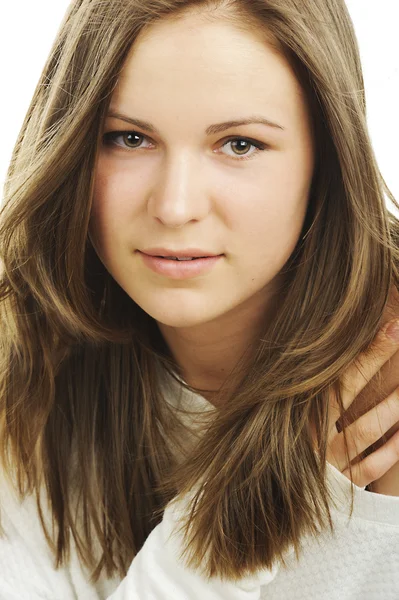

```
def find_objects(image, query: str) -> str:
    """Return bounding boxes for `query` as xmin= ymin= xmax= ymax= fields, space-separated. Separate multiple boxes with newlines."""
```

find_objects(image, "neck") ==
xmin=157 ymin=288 xmax=280 ymax=407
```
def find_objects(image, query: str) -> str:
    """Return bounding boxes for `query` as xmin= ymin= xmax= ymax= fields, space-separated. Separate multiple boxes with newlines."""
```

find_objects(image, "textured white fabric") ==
xmin=0 ymin=371 xmax=398 ymax=599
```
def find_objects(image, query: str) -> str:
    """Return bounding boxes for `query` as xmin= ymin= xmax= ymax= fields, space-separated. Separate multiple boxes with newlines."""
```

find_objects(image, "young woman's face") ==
xmin=91 ymin=12 xmax=314 ymax=329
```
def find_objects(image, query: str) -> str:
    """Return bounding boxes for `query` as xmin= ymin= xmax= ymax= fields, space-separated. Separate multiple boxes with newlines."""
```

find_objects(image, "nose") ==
xmin=147 ymin=152 xmax=211 ymax=228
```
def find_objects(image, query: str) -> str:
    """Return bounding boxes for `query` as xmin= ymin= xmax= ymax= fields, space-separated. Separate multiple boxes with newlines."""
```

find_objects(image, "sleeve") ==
xmin=0 ymin=488 xmax=81 ymax=600
xmin=107 ymin=494 xmax=279 ymax=600
xmin=0 ymin=481 xmax=278 ymax=600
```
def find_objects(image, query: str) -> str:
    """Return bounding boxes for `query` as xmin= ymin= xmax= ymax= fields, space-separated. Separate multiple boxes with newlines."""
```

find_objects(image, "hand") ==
xmin=364 ymin=286 xmax=399 ymax=493
xmin=373 ymin=285 xmax=399 ymax=441
xmin=326 ymin=316 xmax=399 ymax=490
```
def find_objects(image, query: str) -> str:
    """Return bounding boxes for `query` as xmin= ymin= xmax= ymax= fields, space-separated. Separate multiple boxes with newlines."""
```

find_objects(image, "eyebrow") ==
xmin=106 ymin=110 xmax=285 ymax=135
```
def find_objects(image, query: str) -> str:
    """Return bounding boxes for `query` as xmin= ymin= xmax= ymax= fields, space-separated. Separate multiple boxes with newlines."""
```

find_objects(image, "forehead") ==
xmin=111 ymin=14 xmax=308 ymax=131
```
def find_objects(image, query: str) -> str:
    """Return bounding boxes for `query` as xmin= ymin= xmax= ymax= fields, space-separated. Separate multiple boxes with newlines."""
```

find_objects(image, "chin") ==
xmin=149 ymin=308 xmax=216 ymax=329
xmin=132 ymin=297 xmax=222 ymax=329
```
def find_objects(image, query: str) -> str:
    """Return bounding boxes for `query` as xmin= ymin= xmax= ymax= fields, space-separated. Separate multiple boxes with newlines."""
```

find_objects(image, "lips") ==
xmin=138 ymin=251 xmax=222 ymax=279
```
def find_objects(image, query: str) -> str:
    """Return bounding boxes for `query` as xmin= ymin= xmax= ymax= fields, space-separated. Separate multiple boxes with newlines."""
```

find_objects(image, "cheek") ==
xmin=89 ymin=167 xmax=127 ymax=265
xmin=225 ymin=157 xmax=312 ymax=257
xmin=90 ymin=161 xmax=143 ymax=241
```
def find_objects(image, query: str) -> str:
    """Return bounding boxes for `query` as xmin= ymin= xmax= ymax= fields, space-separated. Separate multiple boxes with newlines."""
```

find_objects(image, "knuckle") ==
xmin=380 ymin=318 xmax=399 ymax=342
xmin=369 ymin=323 xmax=398 ymax=354
xmin=355 ymin=421 xmax=376 ymax=444
xmin=361 ymin=457 xmax=381 ymax=482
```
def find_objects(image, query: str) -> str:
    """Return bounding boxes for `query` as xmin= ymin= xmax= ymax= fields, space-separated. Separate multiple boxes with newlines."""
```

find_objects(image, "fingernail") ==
xmin=384 ymin=318 xmax=399 ymax=340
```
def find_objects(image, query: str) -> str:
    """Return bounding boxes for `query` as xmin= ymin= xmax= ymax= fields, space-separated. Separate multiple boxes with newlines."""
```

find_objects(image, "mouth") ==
xmin=137 ymin=251 xmax=223 ymax=279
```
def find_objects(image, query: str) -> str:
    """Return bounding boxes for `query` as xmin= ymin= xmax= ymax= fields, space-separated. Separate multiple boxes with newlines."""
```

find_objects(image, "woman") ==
xmin=0 ymin=0 xmax=398 ymax=598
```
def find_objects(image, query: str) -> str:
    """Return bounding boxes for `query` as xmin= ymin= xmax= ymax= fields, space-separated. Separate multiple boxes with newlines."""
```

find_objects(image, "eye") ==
xmin=219 ymin=137 xmax=269 ymax=161
xmin=102 ymin=131 xmax=268 ymax=161
xmin=102 ymin=131 xmax=152 ymax=150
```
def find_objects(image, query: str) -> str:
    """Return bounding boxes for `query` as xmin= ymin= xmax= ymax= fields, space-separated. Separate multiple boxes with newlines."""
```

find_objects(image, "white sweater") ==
xmin=0 ymin=372 xmax=398 ymax=600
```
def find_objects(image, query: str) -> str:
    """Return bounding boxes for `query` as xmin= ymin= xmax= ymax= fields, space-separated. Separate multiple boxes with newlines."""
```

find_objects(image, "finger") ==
xmin=341 ymin=427 xmax=399 ymax=488
xmin=328 ymin=385 xmax=399 ymax=471
xmin=329 ymin=318 xmax=399 ymax=426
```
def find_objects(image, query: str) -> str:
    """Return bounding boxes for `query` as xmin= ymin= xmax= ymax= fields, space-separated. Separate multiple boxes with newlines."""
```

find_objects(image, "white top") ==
xmin=0 ymin=371 xmax=399 ymax=599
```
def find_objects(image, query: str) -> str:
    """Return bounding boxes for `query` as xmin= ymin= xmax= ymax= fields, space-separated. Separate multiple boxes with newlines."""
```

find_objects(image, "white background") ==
xmin=0 ymin=1 xmax=398 ymax=210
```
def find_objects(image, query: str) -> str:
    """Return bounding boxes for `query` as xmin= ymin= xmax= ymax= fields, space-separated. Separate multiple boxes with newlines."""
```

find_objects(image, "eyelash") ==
xmin=102 ymin=130 xmax=268 ymax=161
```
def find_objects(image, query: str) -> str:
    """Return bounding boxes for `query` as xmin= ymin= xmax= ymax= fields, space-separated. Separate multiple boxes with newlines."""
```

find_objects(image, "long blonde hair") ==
xmin=1 ymin=0 xmax=398 ymax=584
